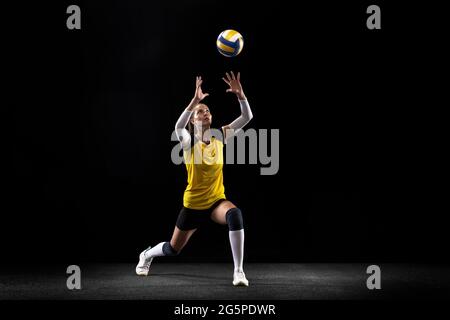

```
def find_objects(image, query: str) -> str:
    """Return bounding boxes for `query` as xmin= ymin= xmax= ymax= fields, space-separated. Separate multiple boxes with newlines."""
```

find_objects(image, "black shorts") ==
xmin=176 ymin=199 xmax=227 ymax=231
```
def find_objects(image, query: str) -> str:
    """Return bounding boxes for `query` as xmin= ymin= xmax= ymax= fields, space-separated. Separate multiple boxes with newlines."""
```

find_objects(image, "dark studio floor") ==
xmin=1 ymin=263 xmax=449 ymax=300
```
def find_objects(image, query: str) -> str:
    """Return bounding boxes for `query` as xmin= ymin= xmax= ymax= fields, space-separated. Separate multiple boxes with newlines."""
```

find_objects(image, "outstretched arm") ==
xmin=175 ymin=76 xmax=209 ymax=150
xmin=221 ymin=71 xmax=253 ymax=141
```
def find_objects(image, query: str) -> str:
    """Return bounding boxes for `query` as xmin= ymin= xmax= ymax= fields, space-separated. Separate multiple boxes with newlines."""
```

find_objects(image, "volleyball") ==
xmin=216 ymin=30 xmax=244 ymax=57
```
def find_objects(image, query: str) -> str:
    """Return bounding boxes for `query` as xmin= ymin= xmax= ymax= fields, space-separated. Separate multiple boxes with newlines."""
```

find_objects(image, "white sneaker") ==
xmin=233 ymin=271 xmax=249 ymax=286
xmin=135 ymin=246 xmax=153 ymax=276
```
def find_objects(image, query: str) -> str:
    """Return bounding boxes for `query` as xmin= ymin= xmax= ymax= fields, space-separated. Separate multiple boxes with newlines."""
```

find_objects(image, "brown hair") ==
xmin=188 ymin=118 xmax=194 ymax=135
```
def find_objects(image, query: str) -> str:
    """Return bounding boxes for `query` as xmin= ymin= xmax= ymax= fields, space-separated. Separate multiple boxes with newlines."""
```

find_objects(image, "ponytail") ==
xmin=188 ymin=119 xmax=194 ymax=135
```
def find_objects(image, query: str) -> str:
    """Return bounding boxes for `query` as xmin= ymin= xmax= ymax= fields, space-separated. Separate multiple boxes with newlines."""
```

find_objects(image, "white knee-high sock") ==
xmin=144 ymin=242 xmax=165 ymax=259
xmin=229 ymin=229 xmax=245 ymax=272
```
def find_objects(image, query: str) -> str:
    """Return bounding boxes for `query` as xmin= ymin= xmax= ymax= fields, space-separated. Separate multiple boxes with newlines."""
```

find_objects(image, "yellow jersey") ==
xmin=183 ymin=136 xmax=226 ymax=210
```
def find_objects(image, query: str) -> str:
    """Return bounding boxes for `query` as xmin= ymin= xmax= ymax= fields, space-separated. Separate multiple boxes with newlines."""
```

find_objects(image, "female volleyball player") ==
xmin=136 ymin=71 xmax=253 ymax=286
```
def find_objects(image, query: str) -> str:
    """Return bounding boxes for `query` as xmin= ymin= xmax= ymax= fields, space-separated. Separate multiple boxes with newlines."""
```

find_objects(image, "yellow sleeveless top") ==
xmin=183 ymin=136 xmax=226 ymax=210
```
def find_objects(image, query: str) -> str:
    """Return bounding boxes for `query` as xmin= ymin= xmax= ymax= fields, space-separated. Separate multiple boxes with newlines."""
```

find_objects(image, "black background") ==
xmin=2 ymin=0 xmax=448 ymax=265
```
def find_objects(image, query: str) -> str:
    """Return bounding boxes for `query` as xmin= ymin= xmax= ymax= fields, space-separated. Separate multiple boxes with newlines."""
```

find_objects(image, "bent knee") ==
xmin=226 ymin=208 xmax=244 ymax=231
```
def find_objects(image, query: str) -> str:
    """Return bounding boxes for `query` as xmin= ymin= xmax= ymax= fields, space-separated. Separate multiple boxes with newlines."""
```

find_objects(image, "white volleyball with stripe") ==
xmin=216 ymin=30 xmax=244 ymax=57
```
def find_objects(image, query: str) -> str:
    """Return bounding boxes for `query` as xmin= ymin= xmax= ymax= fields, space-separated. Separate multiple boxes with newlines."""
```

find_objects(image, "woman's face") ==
xmin=192 ymin=104 xmax=212 ymax=127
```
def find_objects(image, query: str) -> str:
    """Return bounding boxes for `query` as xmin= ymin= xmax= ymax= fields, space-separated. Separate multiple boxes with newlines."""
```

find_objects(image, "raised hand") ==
xmin=193 ymin=76 xmax=209 ymax=103
xmin=222 ymin=71 xmax=246 ymax=100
